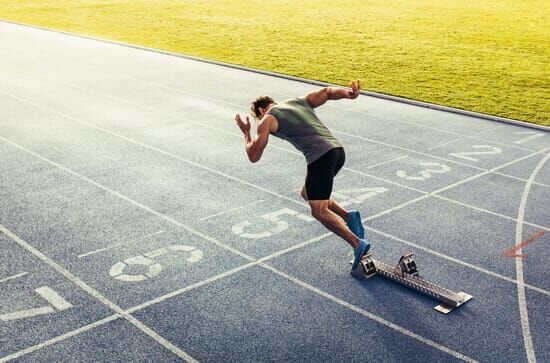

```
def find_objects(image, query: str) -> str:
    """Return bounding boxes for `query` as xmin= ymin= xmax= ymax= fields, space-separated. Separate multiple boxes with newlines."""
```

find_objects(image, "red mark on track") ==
xmin=502 ymin=230 xmax=545 ymax=259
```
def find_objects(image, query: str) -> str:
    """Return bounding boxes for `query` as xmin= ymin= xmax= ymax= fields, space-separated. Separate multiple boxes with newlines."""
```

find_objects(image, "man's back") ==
xmin=268 ymin=97 xmax=342 ymax=164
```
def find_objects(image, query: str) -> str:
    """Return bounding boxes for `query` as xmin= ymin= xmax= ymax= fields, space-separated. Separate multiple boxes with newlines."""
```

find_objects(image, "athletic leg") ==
xmin=328 ymin=199 xmax=349 ymax=221
xmin=302 ymin=184 xmax=349 ymax=222
xmin=306 ymin=149 xmax=369 ymax=269
xmin=332 ymin=147 xmax=365 ymax=239
xmin=309 ymin=199 xmax=359 ymax=248
xmin=309 ymin=199 xmax=369 ymax=269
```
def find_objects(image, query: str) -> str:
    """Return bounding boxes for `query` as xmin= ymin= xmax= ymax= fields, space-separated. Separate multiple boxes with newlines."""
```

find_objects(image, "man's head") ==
xmin=250 ymin=96 xmax=275 ymax=119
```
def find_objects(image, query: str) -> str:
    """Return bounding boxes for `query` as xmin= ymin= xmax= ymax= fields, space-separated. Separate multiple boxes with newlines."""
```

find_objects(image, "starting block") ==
xmin=351 ymin=252 xmax=473 ymax=314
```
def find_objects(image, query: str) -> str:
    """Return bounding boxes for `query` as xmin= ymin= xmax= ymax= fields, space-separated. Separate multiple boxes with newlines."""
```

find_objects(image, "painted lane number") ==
xmin=513 ymin=132 xmax=544 ymax=145
xmin=232 ymin=208 xmax=314 ymax=239
xmin=109 ymin=245 xmax=203 ymax=282
xmin=449 ymin=145 xmax=502 ymax=162
xmin=332 ymin=187 xmax=389 ymax=207
xmin=396 ymin=162 xmax=451 ymax=181
xmin=0 ymin=286 xmax=72 ymax=322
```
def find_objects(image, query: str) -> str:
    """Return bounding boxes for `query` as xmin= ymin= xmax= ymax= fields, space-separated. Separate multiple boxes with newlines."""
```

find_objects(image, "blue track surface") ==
xmin=1 ymin=21 xmax=549 ymax=362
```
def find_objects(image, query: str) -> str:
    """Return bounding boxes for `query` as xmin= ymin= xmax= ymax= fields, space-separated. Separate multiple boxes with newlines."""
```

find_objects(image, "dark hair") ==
xmin=250 ymin=96 xmax=275 ymax=119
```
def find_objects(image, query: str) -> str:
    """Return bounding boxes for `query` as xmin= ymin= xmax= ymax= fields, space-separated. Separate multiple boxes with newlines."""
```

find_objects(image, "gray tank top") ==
xmin=267 ymin=97 xmax=342 ymax=164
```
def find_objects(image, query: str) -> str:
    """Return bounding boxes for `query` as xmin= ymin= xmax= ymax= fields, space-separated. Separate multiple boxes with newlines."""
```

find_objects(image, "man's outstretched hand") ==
xmin=235 ymin=113 xmax=251 ymax=135
xmin=348 ymin=80 xmax=361 ymax=99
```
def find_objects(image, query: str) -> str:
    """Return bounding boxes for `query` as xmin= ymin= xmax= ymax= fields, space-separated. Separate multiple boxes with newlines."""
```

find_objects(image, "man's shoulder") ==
xmin=284 ymin=97 xmax=308 ymax=105
xmin=260 ymin=114 xmax=279 ymax=133
xmin=272 ymin=97 xmax=310 ymax=110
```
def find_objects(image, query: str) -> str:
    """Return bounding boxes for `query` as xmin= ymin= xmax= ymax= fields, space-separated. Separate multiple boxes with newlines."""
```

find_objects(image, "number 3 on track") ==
xmin=396 ymin=162 xmax=451 ymax=181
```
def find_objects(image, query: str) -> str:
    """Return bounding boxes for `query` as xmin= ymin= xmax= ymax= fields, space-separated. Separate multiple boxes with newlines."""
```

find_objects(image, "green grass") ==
xmin=1 ymin=0 xmax=548 ymax=126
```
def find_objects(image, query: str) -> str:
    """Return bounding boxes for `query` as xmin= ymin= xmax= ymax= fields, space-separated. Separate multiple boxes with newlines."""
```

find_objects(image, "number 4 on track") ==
xmin=332 ymin=187 xmax=389 ymax=207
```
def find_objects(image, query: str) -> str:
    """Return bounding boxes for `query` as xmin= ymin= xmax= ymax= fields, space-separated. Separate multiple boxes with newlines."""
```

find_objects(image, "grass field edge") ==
xmin=2 ymin=18 xmax=549 ymax=133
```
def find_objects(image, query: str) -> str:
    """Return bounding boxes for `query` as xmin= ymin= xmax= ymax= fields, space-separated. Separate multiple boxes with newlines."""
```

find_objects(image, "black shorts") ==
xmin=305 ymin=147 xmax=345 ymax=200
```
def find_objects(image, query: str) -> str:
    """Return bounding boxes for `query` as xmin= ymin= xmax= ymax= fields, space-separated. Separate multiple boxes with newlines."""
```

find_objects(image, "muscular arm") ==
xmin=240 ymin=114 xmax=276 ymax=163
xmin=305 ymin=80 xmax=361 ymax=108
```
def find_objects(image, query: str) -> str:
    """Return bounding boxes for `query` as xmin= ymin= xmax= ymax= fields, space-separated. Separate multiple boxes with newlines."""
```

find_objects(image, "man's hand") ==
xmin=235 ymin=113 xmax=251 ymax=135
xmin=347 ymin=80 xmax=361 ymax=99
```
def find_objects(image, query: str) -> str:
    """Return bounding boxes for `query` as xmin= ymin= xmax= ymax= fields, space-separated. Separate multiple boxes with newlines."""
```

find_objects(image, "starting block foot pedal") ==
xmin=350 ymin=253 xmax=376 ymax=280
xmin=434 ymin=292 xmax=473 ymax=314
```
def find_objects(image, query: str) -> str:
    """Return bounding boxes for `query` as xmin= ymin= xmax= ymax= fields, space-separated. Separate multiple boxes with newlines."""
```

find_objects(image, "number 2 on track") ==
xmin=449 ymin=145 xmax=502 ymax=162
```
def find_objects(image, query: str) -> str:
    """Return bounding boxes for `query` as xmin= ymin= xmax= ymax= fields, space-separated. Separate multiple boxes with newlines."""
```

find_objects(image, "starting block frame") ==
xmin=351 ymin=252 xmax=473 ymax=314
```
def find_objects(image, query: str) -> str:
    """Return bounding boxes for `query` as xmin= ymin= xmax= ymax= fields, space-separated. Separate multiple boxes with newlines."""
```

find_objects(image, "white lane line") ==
xmin=427 ymin=139 xmax=462 ymax=151
xmin=491 ymin=147 xmax=550 ymax=172
xmin=126 ymin=232 xmax=331 ymax=314
xmin=77 ymin=230 xmax=164 ymax=259
xmin=1 ymin=89 xmax=548 ymax=270
xmin=434 ymin=195 xmax=549 ymax=232
xmin=365 ymin=155 xmax=409 ymax=169
xmin=68 ymin=81 xmax=487 ymax=174
xmin=364 ymin=149 xmax=550 ymax=229
xmin=0 ymin=135 xmax=253 ymax=262
xmin=0 ymin=272 xmax=28 ymax=284
xmin=260 ymin=264 xmax=477 ymax=363
xmin=61 ymin=84 xmax=550 ymax=193
xmin=364 ymin=195 xmax=429 ymax=222
xmin=0 ymin=101 xmax=547 ymax=362
xmin=334 ymin=129 xmax=487 ymax=171
xmin=0 ymin=136 xmax=544 ymax=363
xmin=38 ymin=82 xmax=550 ymax=194
xmin=54 ymin=52 xmax=541 ymax=155
xmin=2 ymin=37 xmax=548 ymax=362
xmin=77 ymin=246 xmax=116 ymax=259
xmin=0 ymin=307 xmax=54 ymax=322
xmin=199 ymin=199 xmax=266 ymax=221
xmin=3 ymin=233 xmax=331 ymax=361
xmin=107 ymin=87 xmax=547 ymax=194
xmin=475 ymin=125 xmax=506 ymax=136
xmin=493 ymin=171 xmax=550 ymax=190
xmin=132 ymin=75 xmax=536 ymax=154
xmin=0 ymin=314 xmax=120 ymax=363
xmin=1 ymin=96 xmax=548 ymax=290
xmin=3 ymin=83 xmax=550 ymax=269
xmin=0 ymin=225 xmax=197 ymax=363
xmin=126 ymin=261 xmax=259 ymax=314
xmin=364 ymin=225 xmax=550 ymax=297
xmin=0 ymin=90 xmax=309 ymax=212
xmin=63 ymin=82 xmax=428 ymax=195
xmin=316 ymin=101 xmax=538 ymax=153
xmin=432 ymin=150 xmax=547 ymax=196
xmin=0 ymin=137 xmax=480 ymax=359
xmin=65 ymin=82 xmax=432 ymax=196
xmin=13 ymin=83 xmax=550 ymax=198
xmin=513 ymin=150 xmax=550 ymax=363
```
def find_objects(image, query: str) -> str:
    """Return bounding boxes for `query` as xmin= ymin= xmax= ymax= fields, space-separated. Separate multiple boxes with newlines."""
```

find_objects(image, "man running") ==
xmin=234 ymin=80 xmax=369 ymax=271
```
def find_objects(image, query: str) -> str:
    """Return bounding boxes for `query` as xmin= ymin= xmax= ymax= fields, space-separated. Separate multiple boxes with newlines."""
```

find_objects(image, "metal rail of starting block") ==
xmin=351 ymin=252 xmax=473 ymax=314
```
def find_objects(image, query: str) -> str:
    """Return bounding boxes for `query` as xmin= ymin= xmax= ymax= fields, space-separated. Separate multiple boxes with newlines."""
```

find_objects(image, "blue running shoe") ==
xmin=347 ymin=210 xmax=365 ymax=239
xmin=351 ymin=239 xmax=370 ymax=270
